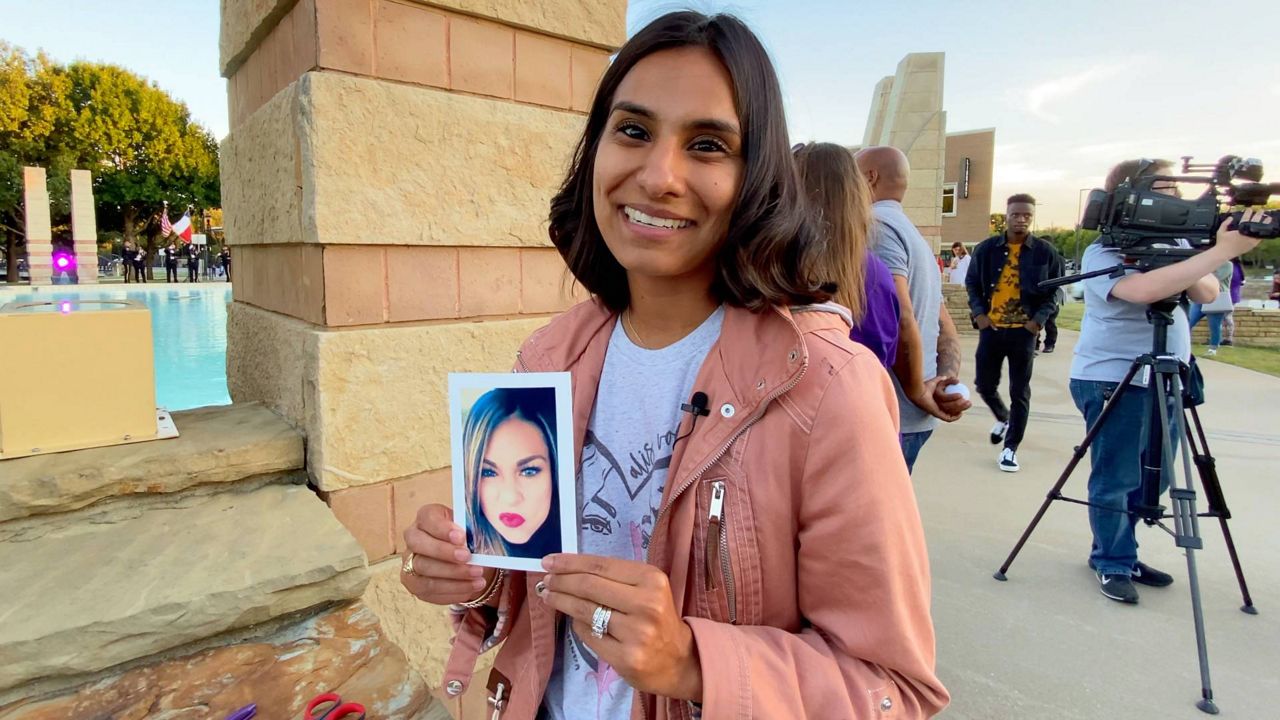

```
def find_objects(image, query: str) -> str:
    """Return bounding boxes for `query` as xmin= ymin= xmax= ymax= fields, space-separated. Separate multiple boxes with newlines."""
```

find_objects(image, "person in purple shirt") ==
xmin=793 ymin=142 xmax=900 ymax=369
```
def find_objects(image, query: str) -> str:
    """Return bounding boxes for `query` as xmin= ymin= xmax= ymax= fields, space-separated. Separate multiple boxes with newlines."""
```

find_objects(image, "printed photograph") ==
xmin=449 ymin=372 xmax=577 ymax=571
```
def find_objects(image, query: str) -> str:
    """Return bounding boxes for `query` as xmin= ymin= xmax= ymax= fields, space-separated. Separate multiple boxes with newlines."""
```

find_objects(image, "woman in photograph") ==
xmin=402 ymin=11 xmax=946 ymax=720
xmin=463 ymin=387 xmax=561 ymax=560
xmin=794 ymin=141 xmax=901 ymax=369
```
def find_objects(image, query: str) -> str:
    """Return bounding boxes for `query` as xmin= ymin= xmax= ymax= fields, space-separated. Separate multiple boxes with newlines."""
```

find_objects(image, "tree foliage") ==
xmin=0 ymin=41 xmax=219 ymax=280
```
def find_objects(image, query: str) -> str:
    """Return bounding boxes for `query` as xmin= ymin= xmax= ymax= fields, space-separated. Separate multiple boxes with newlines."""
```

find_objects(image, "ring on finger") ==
xmin=402 ymin=552 xmax=417 ymax=576
xmin=590 ymin=605 xmax=613 ymax=639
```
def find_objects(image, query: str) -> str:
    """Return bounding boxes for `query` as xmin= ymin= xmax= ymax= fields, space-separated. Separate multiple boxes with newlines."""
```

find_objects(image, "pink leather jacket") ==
xmin=443 ymin=300 xmax=948 ymax=719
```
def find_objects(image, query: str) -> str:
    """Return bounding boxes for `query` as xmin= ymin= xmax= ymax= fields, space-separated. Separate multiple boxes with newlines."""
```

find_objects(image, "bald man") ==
xmin=856 ymin=146 xmax=969 ymax=473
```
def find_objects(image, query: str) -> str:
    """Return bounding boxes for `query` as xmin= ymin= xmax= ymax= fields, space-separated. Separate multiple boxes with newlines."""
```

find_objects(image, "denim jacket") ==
xmin=964 ymin=233 xmax=1063 ymax=327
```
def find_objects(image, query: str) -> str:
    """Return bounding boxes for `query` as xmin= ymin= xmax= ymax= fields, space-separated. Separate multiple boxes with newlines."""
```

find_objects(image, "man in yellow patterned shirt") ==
xmin=964 ymin=194 xmax=1063 ymax=472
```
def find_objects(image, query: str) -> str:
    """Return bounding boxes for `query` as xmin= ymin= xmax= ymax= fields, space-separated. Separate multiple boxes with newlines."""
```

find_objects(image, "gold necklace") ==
xmin=623 ymin=310 xmax=650 ymax=349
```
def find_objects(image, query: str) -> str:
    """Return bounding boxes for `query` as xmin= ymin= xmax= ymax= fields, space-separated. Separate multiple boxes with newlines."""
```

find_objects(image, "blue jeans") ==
xmin=900 ymin=430 xmax=934 ymax=474
xmin=1187 ymin=304 xmax=1223 ymax=347
xmin=1069 ymin=379 xmax=1177 ymax=576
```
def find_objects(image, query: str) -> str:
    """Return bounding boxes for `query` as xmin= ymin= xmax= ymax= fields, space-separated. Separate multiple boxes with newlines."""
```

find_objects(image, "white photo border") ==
xmin=449 ymin=371 xmax=577 ymax=572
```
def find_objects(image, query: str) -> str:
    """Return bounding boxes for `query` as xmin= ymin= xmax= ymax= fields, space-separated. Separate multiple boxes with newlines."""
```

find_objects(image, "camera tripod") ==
xmin=993 ymin=299 xmax=1256 ymax=715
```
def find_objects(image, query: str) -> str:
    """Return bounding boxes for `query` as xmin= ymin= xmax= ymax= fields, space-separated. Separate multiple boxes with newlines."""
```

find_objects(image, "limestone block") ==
xmin=310 ymin=316 xmax=551 ymax=489
xmin=227 ymin=301 xmax=315 ymax=429
xmin=21 ymin=168 xmax=50 ymax=243
xmin=304 ymin=73 xmax=583 ymax=248
xmin=219 ymin=0 xmax=295 ymax=75
xmin=0 ymin=402 xmax=304 ymax=523
xmin=362 ymin=558 xmax=489 ymax=688
xmin=0 ymin=484 xmax=369 ymax=692
xmin=421 ymin=0 xmax=625 ymax=49
xmin=219 ymin=80 xmax=303 ymax=248
xmin=0 ymin=601 xmax=448 ymax=720
xmin=68 ymin=170 xmax=95 ymax=242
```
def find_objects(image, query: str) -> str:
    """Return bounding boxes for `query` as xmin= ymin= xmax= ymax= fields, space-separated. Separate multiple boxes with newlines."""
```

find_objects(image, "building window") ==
xmin=942 ymin=183 xmax=958 ymax=217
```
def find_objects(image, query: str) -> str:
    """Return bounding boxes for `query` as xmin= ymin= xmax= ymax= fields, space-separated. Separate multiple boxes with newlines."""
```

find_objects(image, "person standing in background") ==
xmin=856 ymin=145 xmax=970 ymax=473
xmin=948 ymin=242 xmax=970 ymax=285
xmin=965 ymin=194 xmax=1063 ymax=472
xmin=219 ymin=246 xmax=232 ymax=281
xmin=121 ymin=241 xmax=136 ymax=283
xmin=1187 ymin=260 xmax=1233 ymax=355
xmin=163 ymin=242 xmax=180 ymax=283
xmin=1222 ymin=258 xmax=1245 ymax=346
xmin=793 ymin=142 xmax=902 ymax=370
xmin=133 ymin=244 xmax=148 ymax=283
xmin=186 ymin=243 xmax=200 ymax=283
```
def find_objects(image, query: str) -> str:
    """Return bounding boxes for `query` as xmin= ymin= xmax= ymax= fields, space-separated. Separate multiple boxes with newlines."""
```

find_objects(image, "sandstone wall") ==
xmin=219 ymin=1 xmax=626 ymax=714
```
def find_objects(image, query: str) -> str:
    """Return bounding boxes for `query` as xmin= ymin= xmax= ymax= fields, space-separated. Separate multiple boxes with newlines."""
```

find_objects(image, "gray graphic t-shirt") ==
xmin=541 ymin=306 xmax=724 ymax=720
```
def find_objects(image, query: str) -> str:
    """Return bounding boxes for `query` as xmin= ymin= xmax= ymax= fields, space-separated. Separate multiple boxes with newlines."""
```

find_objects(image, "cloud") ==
xmin=993 ymin=161 xmax=1067 ymax=186
xmin=1023 ymin=65 xmax=1111 ymax=123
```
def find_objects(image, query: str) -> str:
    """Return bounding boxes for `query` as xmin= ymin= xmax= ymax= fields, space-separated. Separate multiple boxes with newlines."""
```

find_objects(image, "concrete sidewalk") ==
xmin=916 ymin=330 xmax=1280 ymax=719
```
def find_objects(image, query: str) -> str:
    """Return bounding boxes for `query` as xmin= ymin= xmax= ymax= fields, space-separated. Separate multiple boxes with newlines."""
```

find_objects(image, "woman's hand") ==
xmin=538 ymin=554 xmax=702 ymax=702
xmin=401 ymin=503 xmax=494 ymax=606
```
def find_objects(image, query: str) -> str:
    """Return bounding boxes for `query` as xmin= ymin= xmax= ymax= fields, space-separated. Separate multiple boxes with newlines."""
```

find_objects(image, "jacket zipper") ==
xmin=704 ymin=480 xmax=737 ymax=624
xmin=705 ymin=481 xmax=725 ymax=591
xmin=648 ymin=361 xmax=808 ymax=624
xmin=515 ymin=350 xmax=529 ymax=373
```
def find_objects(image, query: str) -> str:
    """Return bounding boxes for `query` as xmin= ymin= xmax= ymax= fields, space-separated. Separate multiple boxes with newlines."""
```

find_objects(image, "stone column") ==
xmin=863 ymin=53 xmax=948 ymax=253
xmin=70 ymin=169 xmax=99 ymax=284
xmin=22 ymin=167 xmax=52 ymax=286
xmin=219 ymin=1 xmax=625 ymax=714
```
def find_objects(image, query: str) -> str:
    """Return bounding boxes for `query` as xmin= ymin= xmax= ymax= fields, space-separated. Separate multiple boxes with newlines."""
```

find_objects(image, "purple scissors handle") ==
xmin=225 ymin=703 xmax=257 ymax=720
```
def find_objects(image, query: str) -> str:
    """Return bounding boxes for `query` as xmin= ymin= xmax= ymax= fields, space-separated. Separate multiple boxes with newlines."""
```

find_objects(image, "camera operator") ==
xmin=1069 ymin=158 xmax=1272 ymax=605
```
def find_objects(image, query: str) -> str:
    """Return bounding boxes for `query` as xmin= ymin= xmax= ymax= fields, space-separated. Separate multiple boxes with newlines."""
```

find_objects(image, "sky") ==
xmin=2 ymin=0 xmax=1278 ymax=228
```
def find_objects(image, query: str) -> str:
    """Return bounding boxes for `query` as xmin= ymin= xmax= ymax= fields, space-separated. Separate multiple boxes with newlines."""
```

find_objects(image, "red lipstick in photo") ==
xmin=499 ymin=513 xmax=526 ymax=528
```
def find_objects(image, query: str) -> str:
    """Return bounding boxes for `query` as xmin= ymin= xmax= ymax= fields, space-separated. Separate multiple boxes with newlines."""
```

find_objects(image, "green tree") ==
xmin=990 ymin=213 xmax=1006 ymax=235
xmin=0 ymin=42 xmax=219 ymax=281
xmin=0 ymin=42 xmax=74 ymax=281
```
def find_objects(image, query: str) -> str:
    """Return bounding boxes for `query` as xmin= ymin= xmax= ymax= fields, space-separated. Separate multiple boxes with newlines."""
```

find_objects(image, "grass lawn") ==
xmin=1053 ymin=302 xmax=1280 ymax=378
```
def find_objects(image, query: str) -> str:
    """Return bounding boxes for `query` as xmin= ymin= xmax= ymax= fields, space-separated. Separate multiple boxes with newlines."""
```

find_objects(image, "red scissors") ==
xmin=305 ymin=693 xmax=366 ymax=720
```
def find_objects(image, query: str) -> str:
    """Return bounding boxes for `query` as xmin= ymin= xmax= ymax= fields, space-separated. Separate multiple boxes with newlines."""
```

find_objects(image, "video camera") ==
xmin=1081 ymin=156 xmax=1280 ymax=263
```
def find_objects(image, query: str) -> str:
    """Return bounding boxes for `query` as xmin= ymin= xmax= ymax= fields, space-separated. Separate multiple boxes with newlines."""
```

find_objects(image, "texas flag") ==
xmin=172 ymin=211 xmax=193 ymax=243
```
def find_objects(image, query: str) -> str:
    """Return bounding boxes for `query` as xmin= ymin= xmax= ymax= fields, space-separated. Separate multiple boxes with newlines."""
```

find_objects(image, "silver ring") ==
xmin=590 ymin=605 xmax=613 ymax=639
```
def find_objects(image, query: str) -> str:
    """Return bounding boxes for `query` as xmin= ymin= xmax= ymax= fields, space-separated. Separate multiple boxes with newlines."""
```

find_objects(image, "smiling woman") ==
xmin=401 ymin=11 xmax=947 ymax=720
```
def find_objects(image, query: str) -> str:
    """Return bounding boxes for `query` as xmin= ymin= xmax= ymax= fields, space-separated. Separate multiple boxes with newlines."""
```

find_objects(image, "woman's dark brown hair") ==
xmin=547 ymin=11 xmax=827 ymax=312
xmin=793 ymin=142 xmax=871 ymax=322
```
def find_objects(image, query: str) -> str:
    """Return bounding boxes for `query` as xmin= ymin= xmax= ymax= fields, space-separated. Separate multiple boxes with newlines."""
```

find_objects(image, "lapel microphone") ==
xmin=681 ymin=391 xmax=711 ymax=417
xmin=675 ymin=391 xmax=710 ymax=445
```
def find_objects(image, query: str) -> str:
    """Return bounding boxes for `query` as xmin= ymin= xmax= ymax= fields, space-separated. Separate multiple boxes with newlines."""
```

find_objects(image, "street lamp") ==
xmin=1073 ymin=188 xmax=1091 ymax=268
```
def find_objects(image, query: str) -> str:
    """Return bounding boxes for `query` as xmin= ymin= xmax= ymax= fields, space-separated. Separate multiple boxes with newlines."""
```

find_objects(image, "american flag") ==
xmin=160 ymin=208 xmax=173 ymax=237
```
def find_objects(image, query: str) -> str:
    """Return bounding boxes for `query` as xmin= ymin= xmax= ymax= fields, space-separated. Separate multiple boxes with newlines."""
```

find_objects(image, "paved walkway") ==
xmin=918 ymin=330 xmax=1280 ymax=718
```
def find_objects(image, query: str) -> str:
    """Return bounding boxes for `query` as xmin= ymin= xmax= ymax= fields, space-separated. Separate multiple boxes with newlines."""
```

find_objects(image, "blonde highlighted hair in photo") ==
xmin=793 ymin=142 xmax=871 ymax=322
xmin=462 ymin=388 xmax=558 ymax=557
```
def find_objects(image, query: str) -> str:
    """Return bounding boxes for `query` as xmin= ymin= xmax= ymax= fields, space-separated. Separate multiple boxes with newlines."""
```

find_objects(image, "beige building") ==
xmin=862 ymin=53 xmax=994 ymax=254
xmin=941 ymin=127 xmax=995 ymax=249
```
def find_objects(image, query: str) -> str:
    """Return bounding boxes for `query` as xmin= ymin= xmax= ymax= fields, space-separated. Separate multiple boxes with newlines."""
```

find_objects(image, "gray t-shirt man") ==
xmin=1070 ymin=242 xmax=1190 ymax=385
xmin=870 ymin=199 xmax=942 ymax=434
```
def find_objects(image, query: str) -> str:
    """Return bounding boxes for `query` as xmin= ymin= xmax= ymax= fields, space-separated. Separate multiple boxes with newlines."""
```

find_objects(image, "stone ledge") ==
xmin=0 ymin=600 xmax=448 ymax=719
xmin=0 ymin=484 xmax=369 ymax=693
xmin=0 ymin=402 xmax=304 ymax=523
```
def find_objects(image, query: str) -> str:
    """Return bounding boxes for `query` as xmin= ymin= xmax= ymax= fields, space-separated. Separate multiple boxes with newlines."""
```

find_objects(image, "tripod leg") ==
xmin=1185 ymin=405 xmax=1257 ymax=614
xmin=1160 ymin=373 xmax=1219 ymax=714
xmin=994 ymin=361 xmax=1142 ymax=581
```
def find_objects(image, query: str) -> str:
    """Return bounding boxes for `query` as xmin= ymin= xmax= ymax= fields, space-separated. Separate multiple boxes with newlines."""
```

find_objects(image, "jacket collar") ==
xmin=518 ymin=299 xmax=820 ymax=414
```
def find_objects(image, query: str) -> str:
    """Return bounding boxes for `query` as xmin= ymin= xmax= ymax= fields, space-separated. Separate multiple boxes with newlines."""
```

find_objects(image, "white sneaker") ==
xmin=989 ymin=421 xmax=1008 ymax=445
xmin=998 ymin=448 xmax=1020 ymax=473
xmin=1205 ymin=347 xmax=1218 ymax=357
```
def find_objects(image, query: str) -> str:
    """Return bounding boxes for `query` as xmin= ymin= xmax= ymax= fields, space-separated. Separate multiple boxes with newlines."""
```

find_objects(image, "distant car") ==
xmin=1066 ymin=281 xmax=1085 ymax=301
